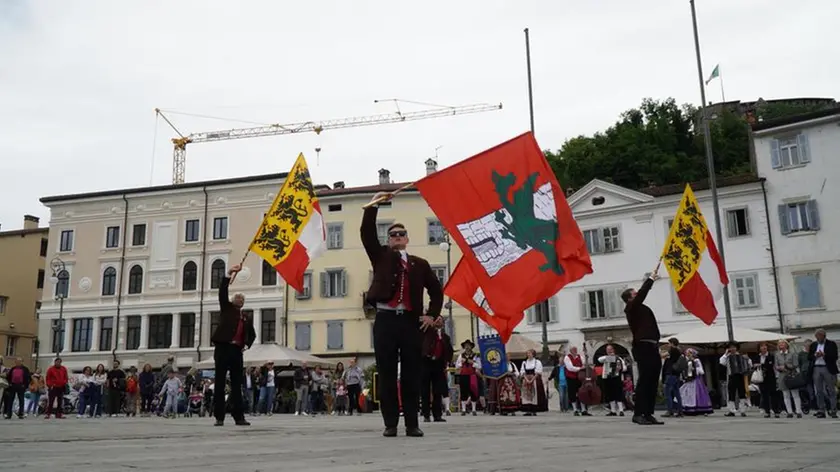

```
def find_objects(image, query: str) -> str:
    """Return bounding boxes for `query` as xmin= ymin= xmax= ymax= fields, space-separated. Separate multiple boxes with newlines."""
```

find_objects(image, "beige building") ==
xmin=287 ymin=165 xmax=472 ymax=365
xmin=36 ymin=162 xmax=472 ymax=371
xmin=0 ymin=215 xmax=48 ymax=367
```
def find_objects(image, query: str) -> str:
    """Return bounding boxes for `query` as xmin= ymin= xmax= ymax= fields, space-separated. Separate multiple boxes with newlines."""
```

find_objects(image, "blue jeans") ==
xmin=557 ymin=385 xmax=569 ymax=411
xmin=27 ymin=393 xmax=41 ymax=415
xmin=244 ymin=388 xmax=253 ymax=413
xmin=258 ymin=386 xmax=275 ymax=414
xmin=664 ymin=375 xmax=682 ymax=413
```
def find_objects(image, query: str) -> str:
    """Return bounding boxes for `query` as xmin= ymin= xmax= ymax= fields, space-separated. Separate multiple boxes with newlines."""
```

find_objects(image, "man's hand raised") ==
xmin=228 ymin=263 xmax=242 ymax=276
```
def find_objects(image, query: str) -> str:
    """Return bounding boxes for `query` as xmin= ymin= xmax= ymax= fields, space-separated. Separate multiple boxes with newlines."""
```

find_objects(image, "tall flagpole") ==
xmin=719 ymin=66 xmax=726 ymax=103
xmin=524 ymin=27 xmax=550 ymax=362
xmin=690 ymin=0 xmax=735 ymax=343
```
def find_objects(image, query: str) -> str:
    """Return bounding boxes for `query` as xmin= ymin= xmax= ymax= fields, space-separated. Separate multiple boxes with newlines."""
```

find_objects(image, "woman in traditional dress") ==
xmin=680 ymin=348 xmax=713 ymax=416
xmin=597 ymin=344 xmax=626 ymax=416
xmin=455 ymin=340 xmax=481 ymax=416
xmin=497 ymin=361 xmax=520 ymax=415
xmin=519 ymin=349 xmax=546 ymax=416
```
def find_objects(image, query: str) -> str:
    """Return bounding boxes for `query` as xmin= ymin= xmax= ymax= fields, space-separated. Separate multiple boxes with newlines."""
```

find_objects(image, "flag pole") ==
xmin=719 ymin=66 xmax=726 ymax=103
xmin=524 ymin=27 xmax=550 ymax=363
xmin=690 ymin=0 xmax=734 ymax=343
xmin=361 ymin=182 xmax=414 ymax=209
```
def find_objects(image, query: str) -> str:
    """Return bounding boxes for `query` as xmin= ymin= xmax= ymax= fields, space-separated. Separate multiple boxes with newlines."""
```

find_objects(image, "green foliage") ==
xmin=545 ymin=97 xmax=819 ymax=191
xmin=758 ymin=101 xmax=836 ymax=121
xmin=363 ymin=363 xmax=377 ymax=389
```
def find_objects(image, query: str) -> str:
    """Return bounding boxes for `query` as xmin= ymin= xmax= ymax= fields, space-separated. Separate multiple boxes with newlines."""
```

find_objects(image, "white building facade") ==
xmin=481 ymin=176 xmax=783 ymax=358
xmin=752 ymin=108 xmax=840 ymax=339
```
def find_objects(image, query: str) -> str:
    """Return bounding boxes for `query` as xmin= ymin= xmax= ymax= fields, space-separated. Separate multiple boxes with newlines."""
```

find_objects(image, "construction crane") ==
xmin=156 ymin=101 xmax=503 ymax=184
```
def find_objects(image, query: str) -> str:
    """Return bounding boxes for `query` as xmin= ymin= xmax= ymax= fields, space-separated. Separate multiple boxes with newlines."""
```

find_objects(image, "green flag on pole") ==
xmin=705 ymin=64 xmax=720 ymax=85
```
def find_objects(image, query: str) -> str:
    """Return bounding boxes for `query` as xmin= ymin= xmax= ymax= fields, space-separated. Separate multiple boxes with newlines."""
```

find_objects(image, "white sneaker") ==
xmin=294 ymin=412 xmax=299 ymax=416
xmin=77 ymin=414 xmax=83 ymax=419
xmin=302 ymin=412 xmax=309 ymax=416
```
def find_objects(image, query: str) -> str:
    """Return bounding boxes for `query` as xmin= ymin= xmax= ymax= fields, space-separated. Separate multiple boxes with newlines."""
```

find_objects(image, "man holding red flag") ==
xmin=362 ymin=193 xmax=444 ymax=438
xmin=415 ymin=132 xmax=592 ymax=342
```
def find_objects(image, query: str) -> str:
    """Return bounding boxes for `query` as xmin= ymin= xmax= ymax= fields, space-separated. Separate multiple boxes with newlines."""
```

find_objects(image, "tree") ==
xmin=546 ymin=97 xmax=827 ymax=191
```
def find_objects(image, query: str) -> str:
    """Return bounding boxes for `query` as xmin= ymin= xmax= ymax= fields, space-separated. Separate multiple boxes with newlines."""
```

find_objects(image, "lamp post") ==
xmin=438 ymin=233 xmax=458 ymax=340
xmin=49 ymin=257 xmax=69 ymax=359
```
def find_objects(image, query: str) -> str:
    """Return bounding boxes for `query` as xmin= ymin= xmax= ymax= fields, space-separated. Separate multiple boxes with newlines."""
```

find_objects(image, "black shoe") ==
xmin=235 ymin=419 xmax=251 ymax=426
xmin=406 ymin=427 xmax=424 ymax=437
xmin=644 ymin=415 xmax=664 ymax=425
xmin=383 ymin=427 xmax=398 ymax=437
xmin=214 ymin=420 xmax=224 ymax=426
xmin=619 ymin=411 xmax=625 ymax=417
xmin=423 ymin=416 xmax=431 ymax=423
xmin=433 ymin=417 xmax=446 ymax=422
xmin=631 ymin=415 xmax=650 ymax=425
xmin=830 ymin=411 xmax=838 ymax=419
xmin=581 ymin=411 xmax=592 ymax=416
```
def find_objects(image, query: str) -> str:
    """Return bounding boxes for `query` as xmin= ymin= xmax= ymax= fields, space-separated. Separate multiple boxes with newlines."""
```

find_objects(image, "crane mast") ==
xmin=158 ymin=103 xmax=503 ymax=184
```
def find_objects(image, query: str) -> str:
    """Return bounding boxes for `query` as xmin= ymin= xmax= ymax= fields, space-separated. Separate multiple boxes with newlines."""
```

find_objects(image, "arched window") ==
xmin=128 ymin=265 xmax=143 ymax=294
xmin=182 ymin=261 xmax=197 ymax=291
xmin=210 ymin=259 xmax=226 ymax=289
xmin=102 ymin=267 xmax=117 ymax=296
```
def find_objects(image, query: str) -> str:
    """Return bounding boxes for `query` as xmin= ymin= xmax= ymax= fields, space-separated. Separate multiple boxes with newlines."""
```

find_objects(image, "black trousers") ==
xmin=107 ymin=388 xmax=123 ymax=415
xmin=3 ymin=385 xmax=25 ymax=417
xmin=632 ymin=341 xmax=660 ymax=417
xmin=214 ymin=342 xmax=245 ymax=422
xmin=373 ymin=309 xmax=422 ymax=429
xmin=420 ymin=358 xmax=446 ymax=419
xmin=347 ymin=384 xmax=361 ymax=414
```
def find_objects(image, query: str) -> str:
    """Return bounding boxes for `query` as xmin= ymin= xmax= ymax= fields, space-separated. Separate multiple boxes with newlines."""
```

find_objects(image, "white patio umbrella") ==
xmin=659 ymin=324 xmax=797 ymax=345
xmin=196 ymin=343 xmax=338 ymax=369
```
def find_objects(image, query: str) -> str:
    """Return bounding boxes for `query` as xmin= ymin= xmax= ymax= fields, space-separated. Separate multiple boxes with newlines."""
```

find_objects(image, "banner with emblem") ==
xmin=477 ymin=334 xmax=509 ymax=379
xmin=414 ymin=132 xmax=592 ymax=330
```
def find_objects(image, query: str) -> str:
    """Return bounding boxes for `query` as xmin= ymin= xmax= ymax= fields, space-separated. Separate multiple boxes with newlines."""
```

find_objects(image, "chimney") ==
xmin=333 ymin=181 xmax=345 ymax=189
xmin=378 ymin=168 xmax=391 ymax=185
xmin=425 ymin=158 xmax=438 ymax=175
xmin=23 ymin=214 xmax=40 ymax=230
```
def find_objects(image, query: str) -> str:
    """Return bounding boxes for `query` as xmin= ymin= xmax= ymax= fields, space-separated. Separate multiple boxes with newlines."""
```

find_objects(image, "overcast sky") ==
xmin=1 ymin=0 xmax=836 ymax=230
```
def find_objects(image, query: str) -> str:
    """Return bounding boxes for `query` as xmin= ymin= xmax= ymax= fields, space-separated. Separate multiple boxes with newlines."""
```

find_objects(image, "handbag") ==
xmin=750 ymin=369 xmax=764 ymax=384
xmin=784 ymin=373 xmax=807 ymax=390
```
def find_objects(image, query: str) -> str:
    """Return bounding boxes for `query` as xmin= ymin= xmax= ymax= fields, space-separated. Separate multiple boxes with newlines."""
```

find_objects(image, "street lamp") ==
xmin=438 ymin=233 xmax=460 ymax=340
xmin=49 ymin=257 xmax=69 ymax=359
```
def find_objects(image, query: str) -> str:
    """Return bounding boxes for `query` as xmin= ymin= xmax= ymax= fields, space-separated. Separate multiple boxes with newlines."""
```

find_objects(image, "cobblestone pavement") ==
xmin=1 ymin=412 xmax=838 ymax=472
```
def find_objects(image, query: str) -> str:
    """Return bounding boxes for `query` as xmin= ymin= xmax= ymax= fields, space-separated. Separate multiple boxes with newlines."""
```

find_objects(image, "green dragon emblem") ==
xmin=492 ymin=171 xmax=564 ymax=275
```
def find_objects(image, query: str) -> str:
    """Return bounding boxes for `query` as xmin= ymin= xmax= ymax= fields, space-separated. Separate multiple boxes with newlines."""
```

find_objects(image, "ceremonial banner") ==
xmin=249 ymin=154 xmax=326 ymax=292
xmin=446 ymin=259 xmax=520 ymax=342
xmin=661 ymin=184 xmax=729 ymax=325
xmin=477 ymin=334 xmax=509 ymax=379
xmin=415 ymin=132 xmax=592 ymax=322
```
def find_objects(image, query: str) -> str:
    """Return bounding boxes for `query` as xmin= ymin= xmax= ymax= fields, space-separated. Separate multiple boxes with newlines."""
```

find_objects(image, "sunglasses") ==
xmin=389 ymin=231 xmax=407 ymax=238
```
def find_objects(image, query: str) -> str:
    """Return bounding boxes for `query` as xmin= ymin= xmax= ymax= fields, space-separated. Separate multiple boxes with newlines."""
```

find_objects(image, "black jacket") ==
xmin=107 ymin=369 xmax=126 ymax=391
xmin=6 ymin=365 xmax=31 ymax=388
xmin=753 ymin=352 xmax=777 ymax=385
xmin=624 ymin=278 xmax=660 ymax=342
xmin=211 ymin=276 xmax=257 ymax=347
xmin=360 ymin=206 xmax=444 ymax=318
xmin=807 ymin=340 xmax=839 ymax=376
xmin=293 ymin=367 xmax=311 ymax=389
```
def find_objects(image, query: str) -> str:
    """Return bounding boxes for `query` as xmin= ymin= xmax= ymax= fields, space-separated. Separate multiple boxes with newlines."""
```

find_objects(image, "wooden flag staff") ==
xmin=229 ymin=250 xmax=250 ymax=285
xmin=361 ymin=183 xmax=415 ymax=209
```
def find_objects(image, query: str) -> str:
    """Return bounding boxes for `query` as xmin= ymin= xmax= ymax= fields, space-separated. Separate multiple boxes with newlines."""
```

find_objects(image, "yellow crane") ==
xmin=156 ymin=101 xmax=503 ymax=184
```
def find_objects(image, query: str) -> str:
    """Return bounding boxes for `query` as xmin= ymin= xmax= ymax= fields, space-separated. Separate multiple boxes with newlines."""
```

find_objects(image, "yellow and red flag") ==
xmin=661 ymin=184 xmax=729 ymax=325
xmin=250 ymin=154 xmax=325 ymax=292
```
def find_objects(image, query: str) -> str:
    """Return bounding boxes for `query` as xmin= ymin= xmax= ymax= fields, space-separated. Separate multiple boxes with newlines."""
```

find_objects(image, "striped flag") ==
xmin=661 ymin=184 xmax=729 ymax=325
xmin=250 ymin=153 xmax=325 ymax=292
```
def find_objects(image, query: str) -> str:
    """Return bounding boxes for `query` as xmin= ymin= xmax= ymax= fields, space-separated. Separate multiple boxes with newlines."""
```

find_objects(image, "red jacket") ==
xmin=46 ymin=365 xmax=69 ymax=388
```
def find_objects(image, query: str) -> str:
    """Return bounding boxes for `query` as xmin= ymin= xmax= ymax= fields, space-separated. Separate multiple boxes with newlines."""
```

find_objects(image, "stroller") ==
xmin=187 ymin=392 xmax=203 ymax=417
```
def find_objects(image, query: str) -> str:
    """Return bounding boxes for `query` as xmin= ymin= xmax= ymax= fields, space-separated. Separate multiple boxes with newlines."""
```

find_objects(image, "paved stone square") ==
xmin=1 ymin=412 xmax=838 ymax=472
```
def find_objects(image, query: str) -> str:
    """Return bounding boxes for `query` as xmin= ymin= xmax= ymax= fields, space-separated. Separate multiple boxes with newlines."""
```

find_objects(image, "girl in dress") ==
xmin=597 ymin=344 xmax=626 ymax=416
xmin=519 ymin=349 xmax=546 ymax=416
xmin=680 ymin=348 xmax=713 ymax=415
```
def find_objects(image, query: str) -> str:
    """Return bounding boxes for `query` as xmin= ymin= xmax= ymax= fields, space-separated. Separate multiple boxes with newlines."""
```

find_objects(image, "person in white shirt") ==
xmin=597 ymin=345 xmax=626 ymax=416
xmin=258 ymin=362 xmax=276 ymax=416
xmin=564 ymin=347 xmax=589 ymax=416
xmin=519 ymin=349 xmax=545 ymax=416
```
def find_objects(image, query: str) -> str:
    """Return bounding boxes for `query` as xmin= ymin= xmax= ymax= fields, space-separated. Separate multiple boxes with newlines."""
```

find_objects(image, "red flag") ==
xmin=445 ymin=259 xmax=520 ymax=342
xmin=415 ymin=132 xmax=592 ymax=321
